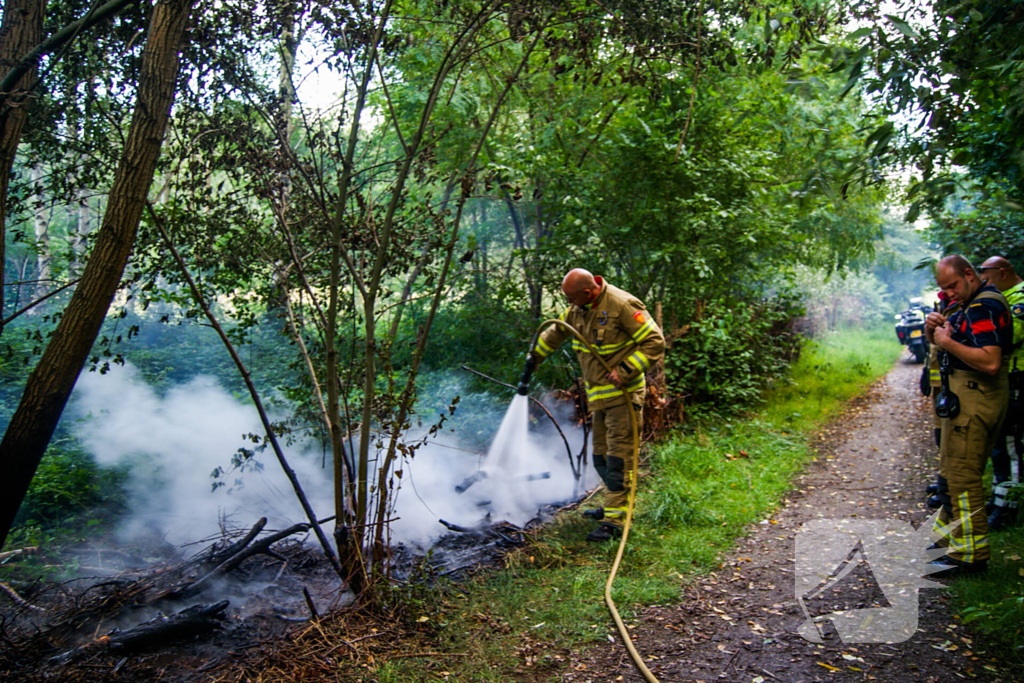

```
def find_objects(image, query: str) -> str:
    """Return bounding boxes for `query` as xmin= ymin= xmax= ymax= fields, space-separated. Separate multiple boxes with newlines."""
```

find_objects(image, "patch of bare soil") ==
xmin=566 ymin=357 xmax=1013 ymax=682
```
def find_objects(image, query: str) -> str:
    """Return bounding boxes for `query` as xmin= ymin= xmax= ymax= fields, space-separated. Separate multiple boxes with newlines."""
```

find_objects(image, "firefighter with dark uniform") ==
xmin=925 ymin=255 xmax=1014 ymax=576
xmin=977 ymin=256 xmax=1024 ymax=530
xmin=528 ymin=268 xmax=665 ymax=542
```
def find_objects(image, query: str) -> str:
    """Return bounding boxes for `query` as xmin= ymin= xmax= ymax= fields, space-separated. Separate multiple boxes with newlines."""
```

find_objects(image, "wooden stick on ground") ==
xmin=0 ymin=580 xmax=44 ymax=612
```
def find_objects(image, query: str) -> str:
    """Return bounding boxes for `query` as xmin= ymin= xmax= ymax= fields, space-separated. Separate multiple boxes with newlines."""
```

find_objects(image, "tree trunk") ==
xmin=69 ymin=189 xmax=91 ymax=276
xmin=30 ymin=164 xmax=50 ymax=302
xmin=0 ymin=0 xmax=194 ymax=550
xmin=0 ymin=0 xmax=45 ymax=333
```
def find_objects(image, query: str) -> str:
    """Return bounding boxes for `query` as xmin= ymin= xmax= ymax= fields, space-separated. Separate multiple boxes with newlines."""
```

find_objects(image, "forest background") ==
xmin=0 ymin=0 xmax=1021 ymax=590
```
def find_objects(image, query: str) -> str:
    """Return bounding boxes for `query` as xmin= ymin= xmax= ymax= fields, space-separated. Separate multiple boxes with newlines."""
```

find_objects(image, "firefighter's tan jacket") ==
xmin=532 ymin=279 xmax=665 ymax=410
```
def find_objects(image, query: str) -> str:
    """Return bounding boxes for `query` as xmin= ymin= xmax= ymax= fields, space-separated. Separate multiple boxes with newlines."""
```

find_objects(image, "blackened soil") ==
xmin=565 ymin=356 xmax=1013 ymax=682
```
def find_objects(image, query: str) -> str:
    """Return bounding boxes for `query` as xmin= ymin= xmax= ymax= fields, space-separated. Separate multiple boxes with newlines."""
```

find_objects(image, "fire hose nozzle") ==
xmin=517 ymin=354 xmax=536 ymax=395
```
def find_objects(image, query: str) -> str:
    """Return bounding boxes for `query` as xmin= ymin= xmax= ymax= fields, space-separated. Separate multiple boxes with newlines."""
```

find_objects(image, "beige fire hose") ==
xmin=531 ymin=319 xmax=660 ymax=683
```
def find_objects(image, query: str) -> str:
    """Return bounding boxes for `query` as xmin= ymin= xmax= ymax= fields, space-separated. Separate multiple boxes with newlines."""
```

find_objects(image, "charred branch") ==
xmin=50 ymin=600 xmax=229 ymax=663
xmin=205 ymin=517 xmax=267 ymax=567
xmin=173 ymin=523 xmax=310 ymax=600
xmin=0 ymin=581 xmax=44 ymax=613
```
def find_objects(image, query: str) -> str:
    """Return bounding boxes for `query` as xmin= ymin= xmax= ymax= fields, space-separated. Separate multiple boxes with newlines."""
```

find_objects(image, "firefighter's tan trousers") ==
xmin=935 ymin=368 xmax=1008 ymax=563
xmin=591 ymin=401 xmax=642 ymax=528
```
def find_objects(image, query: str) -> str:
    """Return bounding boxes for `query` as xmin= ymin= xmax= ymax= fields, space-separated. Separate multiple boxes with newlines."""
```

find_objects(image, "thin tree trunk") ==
xmin=0 ymin=0 xmax=194 ymax=550
xmin=149 ymin=206 xmax=344 ymax=578
xmin=504 ymin=191 xmax=540 ymax=317
xmin=324 ymin=0 xmax=394 ymax=592
xmin=30 ymin=165 xmax=50 ymax=302
xmin=0 ymin=0 xmax=45 ymax=334
xmin=372 ymin=26 xmax=545 ymax=560
xmin=70 ymin=190 xmax=91 ymax=276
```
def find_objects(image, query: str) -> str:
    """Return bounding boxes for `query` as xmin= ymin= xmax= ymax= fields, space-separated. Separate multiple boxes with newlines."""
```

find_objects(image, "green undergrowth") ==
xmin=0 ymin=439 xmax=128 ymax=581
xmin=367 ymin=325 xmax=902 ymax=681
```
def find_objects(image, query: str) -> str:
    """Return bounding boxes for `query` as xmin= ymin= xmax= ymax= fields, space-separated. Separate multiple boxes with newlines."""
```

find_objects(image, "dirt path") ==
xmin=565 ymin=357 xmax=1011 ymax=683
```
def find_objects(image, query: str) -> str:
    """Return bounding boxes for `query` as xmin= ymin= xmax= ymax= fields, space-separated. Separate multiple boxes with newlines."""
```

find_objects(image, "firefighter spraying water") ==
xmin=493 ymin=267 xmax=666 ymax=683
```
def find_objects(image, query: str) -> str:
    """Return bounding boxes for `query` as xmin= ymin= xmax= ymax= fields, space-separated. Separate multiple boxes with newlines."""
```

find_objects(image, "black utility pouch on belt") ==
xmin=935 ymin=350 xmax=961 ymax=419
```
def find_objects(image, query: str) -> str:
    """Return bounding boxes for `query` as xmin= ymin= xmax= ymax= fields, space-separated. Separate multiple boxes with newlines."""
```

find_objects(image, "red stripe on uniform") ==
xmin=971 ymin=319 xmax=996 ymax=333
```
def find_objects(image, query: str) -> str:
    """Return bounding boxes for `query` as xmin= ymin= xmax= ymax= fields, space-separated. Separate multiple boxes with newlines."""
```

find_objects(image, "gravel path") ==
xmin=565 ymin=357 xmax=1011 ymax=683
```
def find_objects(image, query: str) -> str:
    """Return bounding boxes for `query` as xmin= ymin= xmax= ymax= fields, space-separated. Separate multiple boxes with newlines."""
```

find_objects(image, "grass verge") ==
xmin=220 ymin=325 xmax=903 ymax=682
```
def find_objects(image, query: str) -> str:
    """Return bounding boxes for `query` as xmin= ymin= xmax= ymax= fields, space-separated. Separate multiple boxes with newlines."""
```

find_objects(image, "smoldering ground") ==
xmin=68 ymin=363 xmax=594 ymax=554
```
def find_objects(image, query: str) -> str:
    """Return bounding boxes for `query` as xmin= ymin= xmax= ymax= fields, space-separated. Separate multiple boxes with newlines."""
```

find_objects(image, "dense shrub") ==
xmin=14 ymin=439 xmax=127 ymax=529
xmin=665 ymin=295 xmax=804 ymax=411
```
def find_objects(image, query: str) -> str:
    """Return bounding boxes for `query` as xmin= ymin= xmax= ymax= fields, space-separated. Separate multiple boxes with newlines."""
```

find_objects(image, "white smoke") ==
xmin=69 ymin=363 xmax=594 ymax=550
xmin=70 ymin=363 xmax=333 ymax=547
xmin=388 ymin=394 xmax=599 ymax=544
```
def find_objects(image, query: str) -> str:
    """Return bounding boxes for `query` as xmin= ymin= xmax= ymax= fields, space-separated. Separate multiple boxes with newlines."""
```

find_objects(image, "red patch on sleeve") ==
xmin=633 ymin=311 xmax=645 ymax=323
xmin=971 ymin=319 xmax=996 ymax=334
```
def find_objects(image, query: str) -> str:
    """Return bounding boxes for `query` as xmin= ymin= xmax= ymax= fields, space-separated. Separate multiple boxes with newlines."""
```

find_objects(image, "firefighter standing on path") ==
xmin=528 ymin=269 xmax=665 ymax=542
xmin=977 ymin=256 xmax=1024 ymax=530
xmin=925 ymin=255 xmax=1014 ymax=576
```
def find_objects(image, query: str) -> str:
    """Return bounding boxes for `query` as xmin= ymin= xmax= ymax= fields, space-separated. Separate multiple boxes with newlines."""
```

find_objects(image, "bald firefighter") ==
xmin=528 ymin=269 xmax=664 ymax=542
xmin=978 ymin=256 xmax=1024 ymax=530
xmin=926 ymin=255 xmax=1014 ymax=576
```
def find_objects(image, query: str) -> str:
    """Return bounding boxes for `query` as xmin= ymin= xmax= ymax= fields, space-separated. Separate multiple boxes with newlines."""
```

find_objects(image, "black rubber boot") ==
xmin=988 ymin=507 xmax=1018 ymax=532
xmin=582 ymin=507 xmax=605 ymax=521
xmin=586 ymin=523 xmax=621 ymax=542
xmin=927 ymin=495 xmax=943 ymax=509
xmin=926 ymin=483 xmax=939 ymax=495
xmin=929 ymin=557 xmax=988 ymax=578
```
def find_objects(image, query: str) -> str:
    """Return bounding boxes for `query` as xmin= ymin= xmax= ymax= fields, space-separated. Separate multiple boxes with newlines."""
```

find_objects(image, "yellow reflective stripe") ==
xmin=570 ymin=339 xmax=632 ymax=355
xmin=625 ymin=376 xmax=645 ymax=392
xmin=631 ymin=320 xmax=655 ymax=343
xmin=930 ymin=369 xmax=940 ymax=380
xmin=596 ymin=340 xmax=632 ymax=354
xmin=628 ymin=351 xmax=649 ymax=371
xmin=952 ymin=491 xmax=989 ymax=563
xmin=558 ymin=308 xmax=569 ymax=321
xmin=536 ymin=337 xmax=555 ymax=356
xmin=587 ymin=383 xmax=624 ymax=401
xmin=603 ymin=507 xmax=627 ymax=519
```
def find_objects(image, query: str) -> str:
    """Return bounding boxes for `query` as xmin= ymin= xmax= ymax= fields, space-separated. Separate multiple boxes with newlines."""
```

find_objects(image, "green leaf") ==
xmin=884 ymin=15 xmax=919 ymax=39
xmin=846 ymin=27 xmax=873 ymax=41
xmin=904 ymin=200 xmax=922 ymax=223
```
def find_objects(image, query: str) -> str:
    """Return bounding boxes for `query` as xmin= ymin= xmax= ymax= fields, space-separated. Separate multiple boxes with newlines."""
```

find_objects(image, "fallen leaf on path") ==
xmin=817 ymin=662 xmax=840 ymax=671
